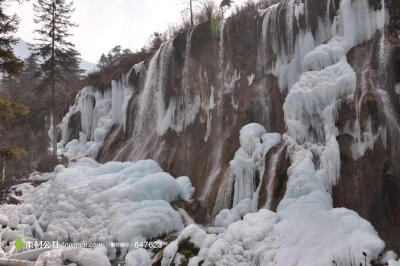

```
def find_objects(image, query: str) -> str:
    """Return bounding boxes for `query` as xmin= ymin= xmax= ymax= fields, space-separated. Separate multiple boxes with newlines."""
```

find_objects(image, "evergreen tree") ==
xmin=0 ymin=0 xmax=24 ymax=75
xmin=97 ymin=53 xmax=108 ymax=69
xmin=0 ymin=96 xmax=28 ymax=183
xmin=1 ymin=74 xmax=20 ymax=99
xmin=122 ymin=48 xmax=132 ymax=55
xmin=0 ymin=0 xmax=29 ymax=181
xmin=32 ymin=0 xmax=81 ymax=158
xmin=107 ymin=52 xmax=113 ymax=65
xmin=20 ymin=54 xmax=40 ymax=91
xmin=149 ymin=32 xmax=164 ymax=52
xmin=111 ymin=45 xmax=122 ymax=58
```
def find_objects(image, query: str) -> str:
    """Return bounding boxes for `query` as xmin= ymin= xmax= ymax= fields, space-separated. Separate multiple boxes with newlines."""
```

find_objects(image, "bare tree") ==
xmin=180 ymin=0 xmax=200 ymax=27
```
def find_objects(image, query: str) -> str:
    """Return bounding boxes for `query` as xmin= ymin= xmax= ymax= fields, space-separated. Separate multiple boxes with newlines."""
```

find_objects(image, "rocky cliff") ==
xmin=57 ymin=0 xmax=400 ymax=254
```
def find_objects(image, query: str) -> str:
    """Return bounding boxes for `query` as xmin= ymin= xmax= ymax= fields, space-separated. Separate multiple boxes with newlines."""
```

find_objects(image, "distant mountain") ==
xmin=12 ymin=39 xmax=97 ymax=75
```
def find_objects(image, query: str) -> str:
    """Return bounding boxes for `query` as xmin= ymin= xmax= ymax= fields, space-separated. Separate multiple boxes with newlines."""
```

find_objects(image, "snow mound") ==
xmin=214 ymin=198 xmax=252 ymax=228
xmin=35 ymin=247 xmax=110 ymax=266
xmin=389 ymin=260 xmax=400 ymax=266
xmin=125 ymin=248 xmax=152 ymax=266
xmin=1 ymin=158 xmax=193 ymax=261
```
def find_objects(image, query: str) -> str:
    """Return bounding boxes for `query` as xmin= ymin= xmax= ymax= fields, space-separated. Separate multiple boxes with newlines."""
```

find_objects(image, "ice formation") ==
xmin=0 ymin=158 xmax=193 ymax=264
xmin=57 ymin=68 xmax=135 ymax=159
xmin=214 ymin=124 xmax=281 ymax=214
xmin=160 ymin=0 xmax=388 ymax=265
xmin=32 ymin=0 xmax=393 ymax=264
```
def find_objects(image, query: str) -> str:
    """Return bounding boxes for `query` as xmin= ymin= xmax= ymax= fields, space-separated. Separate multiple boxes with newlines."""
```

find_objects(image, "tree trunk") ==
xmin=2 ymin=160 xmax=5 ymax=184
xmin=51 ymin=0 xmax=57 ymax=159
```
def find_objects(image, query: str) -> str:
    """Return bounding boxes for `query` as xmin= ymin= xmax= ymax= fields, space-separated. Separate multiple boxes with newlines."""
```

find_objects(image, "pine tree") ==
xmin=149 ymin=32 xmax=164 ymax=52
xmin=0 ymin=0 xmax=24 ymax=75
xmin=97 ymin=53 xmax=108 ymax=69
xmin=122 ymin=48 xmax=132 ymax=55
xmin=111 ymin=45 xmax=122 ymax=58
xmin=0 ymin=0 xmax=29 ymax=182
xmin=107 ymin=52 xmax=113 ymax=65
xmin=0 ymin=96 xmax=29 ymax=182
xmin=20 ymin=54 xmax=40 ymax=92
xmin=1 ymin=73 xmax=20 ymax=99
xmin=33 ymin=0 xmax=81 ymax=158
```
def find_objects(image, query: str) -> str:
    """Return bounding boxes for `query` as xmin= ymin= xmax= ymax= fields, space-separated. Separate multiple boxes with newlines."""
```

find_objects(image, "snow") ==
xmin=161 ymin=239 xmax=179 ymax=266
xmin=0 ymin=158 xmax=193 ymax=263
xmin=165 ymin=187 xmax=383 ymax=265
xmin=125 ymin=248 xmax=152 ymax=266
xmin=0 ymin=210 xmax=9 ymax=226
xmin=389 ymin=260 xmax=400 ymax=266
xmin=228 ymin=124 xmax=281 ymax=209
xmin=382 ymin=251 xmax=398 ymax=263
xmin=247 ymin=73 xmax=255 ymax=86
xmin=35 ymin=248 xmax=110 ymax=266
xmin=176 ymin=136 xmax=383 ymax=266
xmin=284 ymin=49 xmax=356 ymax=145
xmin=214 ymin=198 xmax=252 ymax=228
xmin=396 ymin=84 xmax=400 ymax=95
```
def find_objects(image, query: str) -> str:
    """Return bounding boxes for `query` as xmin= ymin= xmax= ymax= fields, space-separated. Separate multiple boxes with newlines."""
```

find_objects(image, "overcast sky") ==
xmin=6 ymin=0 xmax=247 ymax=63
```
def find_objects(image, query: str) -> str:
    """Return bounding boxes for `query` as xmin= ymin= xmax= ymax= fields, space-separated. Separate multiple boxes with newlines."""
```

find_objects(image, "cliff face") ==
xmin=58 ymin=0 xmax=399 ymax=252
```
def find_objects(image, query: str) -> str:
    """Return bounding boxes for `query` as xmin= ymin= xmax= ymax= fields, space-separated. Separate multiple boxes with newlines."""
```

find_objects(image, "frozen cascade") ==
xmin=134 ymin=35 xmax=201 ymax=137
xmin=199 ymin=20 xmax=230 ymax=200
xmin=174 ymin=27 xmax=202 ymax=133
xmin=163 ymin=1 xmax=387 ymax=265
xmin=257 ymin=0 xmax=333 ymax=92
xmin=213 ymin=124 xmax=281 ymax=219
xmin=134 ymin=42 xmax=175 ymax=136
xmin=204 ymin=86 xmax=215 ymax=142
xmin=216 ymin=19 xmax=240 ymax=111
xmin=264 ymin=144 xmax=286 ymax=209
xmin=217 ymin=19 xmax=226 ymax=108
xmin=350 ymin=56 xmax=381 ymax=159
xmin=57 ymin=68 xmax=134 ymax=160
xmin=205 ymin=20 xmax=225 ymax=140
xmin=376 ymin=0 xmax=400 ymax=147
xmin=350 ymin=0 xmax=393 ymax=160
